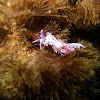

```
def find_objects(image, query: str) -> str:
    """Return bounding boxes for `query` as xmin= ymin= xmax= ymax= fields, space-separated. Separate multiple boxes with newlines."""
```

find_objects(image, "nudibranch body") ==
xmin=32 ymin=30 xmax=85 ymax=55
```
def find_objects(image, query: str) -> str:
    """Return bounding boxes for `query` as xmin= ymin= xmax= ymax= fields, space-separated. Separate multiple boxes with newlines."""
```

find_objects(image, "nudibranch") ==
xmin=32 ymin=30 xmax=85 ymax=55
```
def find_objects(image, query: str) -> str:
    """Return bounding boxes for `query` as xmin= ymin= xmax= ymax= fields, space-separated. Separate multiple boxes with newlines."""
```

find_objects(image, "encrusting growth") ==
xmin=0 ymin=0 xmax=100 ymax=100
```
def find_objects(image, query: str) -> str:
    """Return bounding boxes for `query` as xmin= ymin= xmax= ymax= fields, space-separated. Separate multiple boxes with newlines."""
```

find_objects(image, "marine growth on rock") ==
xmin=0 ymin=0 xmax=100 ymax=100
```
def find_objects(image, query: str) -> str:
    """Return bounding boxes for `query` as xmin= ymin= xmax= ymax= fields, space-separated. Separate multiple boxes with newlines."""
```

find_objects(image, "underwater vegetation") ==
xmin=0 ymin=0 xmax=100 ymax=100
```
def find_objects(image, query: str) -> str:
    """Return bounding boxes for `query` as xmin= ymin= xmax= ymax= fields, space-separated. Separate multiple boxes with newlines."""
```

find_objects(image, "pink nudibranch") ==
xmin=32 ymin=30 xmax=86 ymax=55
